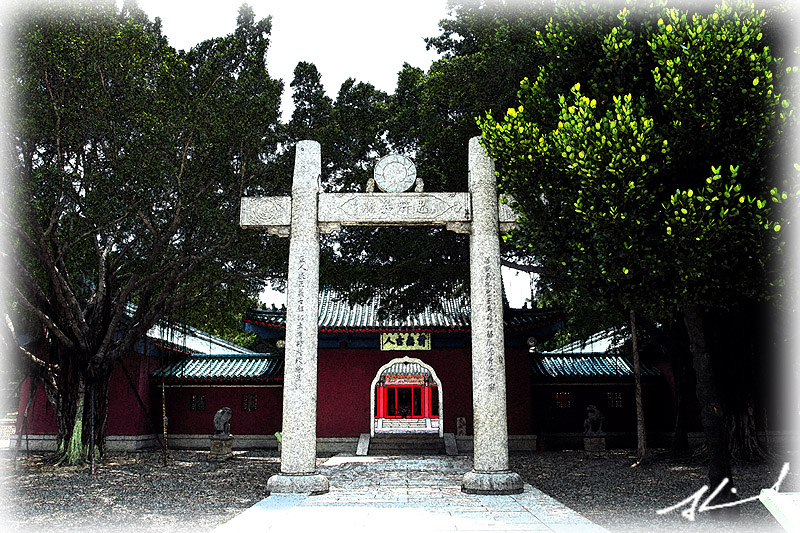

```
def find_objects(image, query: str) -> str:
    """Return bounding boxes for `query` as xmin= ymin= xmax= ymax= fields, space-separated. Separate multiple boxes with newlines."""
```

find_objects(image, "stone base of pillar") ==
xmin=461 ymin=470 xmax=524 ymax=495
xmin=209 ymin=436 xmax=234 ymax=461
xmin=267 ymin=473 xmax=329 ymax=495
xmin=584 ymin=436 xmax=606 ymax=452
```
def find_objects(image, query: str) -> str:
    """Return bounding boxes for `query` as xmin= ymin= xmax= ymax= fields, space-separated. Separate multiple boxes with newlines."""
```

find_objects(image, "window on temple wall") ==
xmin=607 ymin=391 xmax=623 ymax=409
xmin=241 ymin=393 xmax=257 ymax=412
xmin=555 ymin=391 xmax=571 ymax=409
xmin=190 ymin=394 xmax=206 ymax=412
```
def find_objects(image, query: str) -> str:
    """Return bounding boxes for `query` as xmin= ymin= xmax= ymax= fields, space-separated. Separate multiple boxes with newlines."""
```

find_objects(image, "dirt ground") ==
xmin=1 ymin=447 xmax=796 ymax=533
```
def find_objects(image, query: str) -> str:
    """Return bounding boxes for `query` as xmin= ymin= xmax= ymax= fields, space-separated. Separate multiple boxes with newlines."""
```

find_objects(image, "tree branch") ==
xmin=10 ymin=287 xmax=74 ymax=349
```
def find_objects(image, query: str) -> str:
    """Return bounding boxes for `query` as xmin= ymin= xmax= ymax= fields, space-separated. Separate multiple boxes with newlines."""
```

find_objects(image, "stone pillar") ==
xmin=461 ymin=136 xmax=523 ymax=495
xmin=266 ymin=141 xmax=329 ymax=495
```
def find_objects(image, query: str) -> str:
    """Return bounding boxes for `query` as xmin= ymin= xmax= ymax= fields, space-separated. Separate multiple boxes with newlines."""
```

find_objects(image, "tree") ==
xmin=287 ymin=61 xmax=334 ymax=142
xmin=329 ymin=0 xmax=558 ymax=314
xmin=2 ymin=1 xmax=284 ymax=464
xmin=274 ymin=58 xmax=469 ymax=316
xmin=270 ymin=1 xmax=559 ymax=315
xmin=480 ymin=0 xmax=793 ymax=502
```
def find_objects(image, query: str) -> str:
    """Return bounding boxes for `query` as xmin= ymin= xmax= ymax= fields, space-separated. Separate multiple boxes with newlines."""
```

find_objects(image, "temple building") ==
xmin=235 ymin=288 xmax=564 ymax=452
xmin=14 ymin=289 xmax=565 ymax=452
xmin=14 ymin=289 xmax=686 ymax=453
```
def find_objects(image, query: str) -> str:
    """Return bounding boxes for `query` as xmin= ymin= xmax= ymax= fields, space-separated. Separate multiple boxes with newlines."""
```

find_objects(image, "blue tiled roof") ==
xmin=531 ymin=355 xmax=661 ymax=380
xmin=125 ymin=303 xmax=255 ymax=356
xmin=245 ymin=288 xmax=562 ymax=333
xmin=152 ymin=354 xmax=283 ymax=383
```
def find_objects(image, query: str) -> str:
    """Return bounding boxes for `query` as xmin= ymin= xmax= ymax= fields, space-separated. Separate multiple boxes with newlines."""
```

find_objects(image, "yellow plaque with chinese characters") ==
xmin=380 ymin=332 xmax=431 ymax=351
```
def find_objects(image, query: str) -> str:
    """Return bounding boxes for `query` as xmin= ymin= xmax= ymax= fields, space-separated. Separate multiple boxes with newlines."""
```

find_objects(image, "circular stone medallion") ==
xmin=374 ymin=154 xmax=417 ymax=193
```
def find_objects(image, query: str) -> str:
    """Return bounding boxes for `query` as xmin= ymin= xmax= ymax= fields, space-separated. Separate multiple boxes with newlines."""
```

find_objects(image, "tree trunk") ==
xmin=15 ymin=378 xmax=37 ymax=465
xmin=43 ymin=339 xmax=116 ymax=466
xmin=59 ymin=376 xmax=87 ymax=466
xmin=51 ymin=345 xmax=85 ymax=465
xmin=684 ymin=307 xmax=738 ymax=517
xmin=82 ymin=368 xmax=112 ymax=459
xmin=671 ymin=354 xmax=692 ymax=454
xmin=630 ymin=309 xmax=647 ymax=464
xmin=709 ymin=308 xmax=770 ymax=462
xmin=728 ymin=398 xmax=769 ymax=462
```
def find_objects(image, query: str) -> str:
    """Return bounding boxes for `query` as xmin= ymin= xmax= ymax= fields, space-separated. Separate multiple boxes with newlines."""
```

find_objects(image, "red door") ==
xmin=380 ymin=385 xmax=424 ymax=419
xmin=376 ymin=384 xmax=439 ymax=419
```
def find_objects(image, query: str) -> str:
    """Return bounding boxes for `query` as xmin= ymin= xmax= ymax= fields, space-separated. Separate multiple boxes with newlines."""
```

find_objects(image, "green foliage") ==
xmin=479 ymin=0 xmax=794 ymax=326
xmin=4 ymin=0 xmax=286 ymax=458
xmin=330 ymin=0 xmax=558 ymax=314
xmin=662 ymin=164 xmax=788 ymax=309
xmin=278 ymin=57 xmax=472 ymax=317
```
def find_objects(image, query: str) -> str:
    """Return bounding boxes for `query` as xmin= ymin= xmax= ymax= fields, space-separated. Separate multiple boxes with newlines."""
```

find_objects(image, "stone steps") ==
xmin=380 ymin=419 xmax=428 ymax=429
xmin=368 ymin=434 xmax=446 ymax=455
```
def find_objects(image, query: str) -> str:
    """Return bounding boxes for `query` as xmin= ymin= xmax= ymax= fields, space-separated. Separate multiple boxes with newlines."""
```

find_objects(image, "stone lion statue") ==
xmin=583 ymin=404 xmax=604 ymax=436
xmin=213 ymin=407 xmax=233 ymax=437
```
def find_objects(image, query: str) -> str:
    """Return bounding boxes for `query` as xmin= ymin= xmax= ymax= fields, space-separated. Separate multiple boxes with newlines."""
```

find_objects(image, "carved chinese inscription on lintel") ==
xmin=318 ymin=193 xmax=470 ymax=226
xmin=239 ymin=192 xmax=519 ymax=235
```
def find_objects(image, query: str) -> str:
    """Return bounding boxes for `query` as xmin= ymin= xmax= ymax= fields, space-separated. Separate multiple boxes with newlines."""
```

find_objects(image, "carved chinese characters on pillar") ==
xmin=292 ymin=257 xmax=307 ymax=383
xmin=482 ymin=255 xmax=498 ymax=392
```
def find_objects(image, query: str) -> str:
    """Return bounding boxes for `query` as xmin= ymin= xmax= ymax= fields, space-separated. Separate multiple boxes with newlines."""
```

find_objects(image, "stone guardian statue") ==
xmin=583 ymin=404 xmax=605 ymax=436
xmin=212 ymin=407 xmax=233 ymax=438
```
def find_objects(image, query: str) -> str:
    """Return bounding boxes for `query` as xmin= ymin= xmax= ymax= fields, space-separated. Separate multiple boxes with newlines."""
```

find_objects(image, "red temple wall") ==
xmin=316 ymin=345 xmax=533 ymax=437
xmin=107 ymin=354 xmax=161 ymax=435
xmin=17 ymin=352 xmax=157 ymax=436
xmin=16 ymin=376 xmax=57 ymax=434
xmin=161 ymin=386 xmax=283 ymax=436
xmin=505 ymin=347 xmax=534 ymax=435
xmin=17 ymin=344 xmax=534 ymax=440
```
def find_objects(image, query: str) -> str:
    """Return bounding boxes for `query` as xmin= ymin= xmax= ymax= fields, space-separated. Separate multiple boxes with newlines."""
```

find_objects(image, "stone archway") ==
xmin=242 ymin=137 xmax=524 ymax=495
xmin=370 ymin=356 xmax=444 ymax=438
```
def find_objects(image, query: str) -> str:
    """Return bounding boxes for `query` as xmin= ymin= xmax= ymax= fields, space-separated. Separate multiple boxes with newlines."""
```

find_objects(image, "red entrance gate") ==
xmin=375 ymin=360 xmax=439 ymax=420
xmin=375 ymin=384 xmax=439 ymax=419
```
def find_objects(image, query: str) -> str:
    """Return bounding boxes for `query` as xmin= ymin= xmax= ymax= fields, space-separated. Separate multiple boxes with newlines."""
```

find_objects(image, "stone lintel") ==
xmin=318 ymin=192 xmax=471 ymax=226
xmin=498 ymin=196 xmax=517 ymax=220
xmin=266 ymin=472 xmax=330 ymax=495
xmin=461 ymin=470 xmax=524 ymax=495
xmin=240 ymin=192 xmax=519 ymax=235
xmin=240 ymin=196 xmax=291 ymax=229
xmin=498 ymin=196 xmax=519 ymax=233
xmin=318 ymin=222 xmax=342 ymax=235
xmin=446 ymin=221 xmax=472 ymax=234
xmin=499 ymin=222 xmax=519 ymax=234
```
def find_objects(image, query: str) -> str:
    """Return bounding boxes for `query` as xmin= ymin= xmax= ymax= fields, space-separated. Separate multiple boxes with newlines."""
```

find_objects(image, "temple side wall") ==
xmin=14 ymin=344 xmax=532 ymax=442
xmin=161 ymin=386 xmax=283 ymax=437
xmin=16 ymin=352 xmax=157 ymax=437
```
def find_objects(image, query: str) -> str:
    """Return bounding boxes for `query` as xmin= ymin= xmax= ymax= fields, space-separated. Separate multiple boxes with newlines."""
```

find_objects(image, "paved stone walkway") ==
xmin=214 ymin=455 xmax=609 ymax=532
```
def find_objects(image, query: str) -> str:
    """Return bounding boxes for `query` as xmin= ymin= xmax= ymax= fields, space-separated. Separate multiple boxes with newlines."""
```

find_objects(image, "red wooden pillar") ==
xmin=423 ymin=386 xmax=431 ymax=418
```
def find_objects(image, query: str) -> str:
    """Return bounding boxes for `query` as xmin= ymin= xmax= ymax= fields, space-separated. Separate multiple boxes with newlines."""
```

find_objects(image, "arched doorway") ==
xmin=370 ymin=356 xmax=443 ymax=438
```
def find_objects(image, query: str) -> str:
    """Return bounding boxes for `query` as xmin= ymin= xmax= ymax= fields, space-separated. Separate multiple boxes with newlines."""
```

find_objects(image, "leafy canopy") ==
xmin=479 ymin=0 xmax=794 ymax=331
